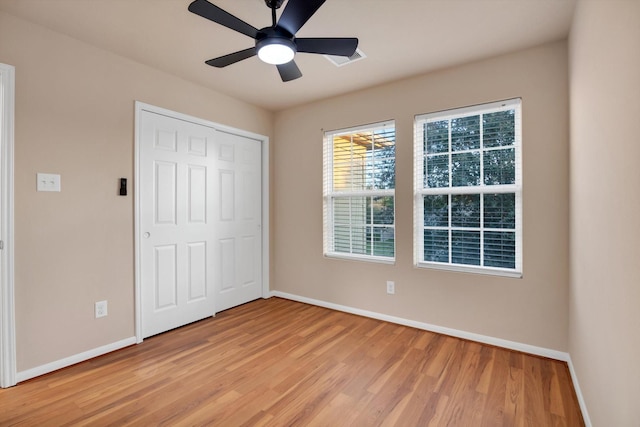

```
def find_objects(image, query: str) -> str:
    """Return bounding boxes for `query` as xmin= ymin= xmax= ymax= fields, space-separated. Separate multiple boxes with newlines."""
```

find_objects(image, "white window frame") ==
xmin=414 ymin=99 xmax=522 ymax=277
xmin=323 ymin=120 xmax=396 ymax=264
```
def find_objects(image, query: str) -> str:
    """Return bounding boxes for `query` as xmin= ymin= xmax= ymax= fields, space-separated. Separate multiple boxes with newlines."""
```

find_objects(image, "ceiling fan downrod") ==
xmin=265 ymin=0 xmax=285 ymax=27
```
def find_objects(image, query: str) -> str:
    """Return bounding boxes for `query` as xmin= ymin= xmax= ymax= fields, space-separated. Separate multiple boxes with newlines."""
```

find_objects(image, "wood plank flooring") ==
xmin=0 ymin=297 xmax=584 ymax=426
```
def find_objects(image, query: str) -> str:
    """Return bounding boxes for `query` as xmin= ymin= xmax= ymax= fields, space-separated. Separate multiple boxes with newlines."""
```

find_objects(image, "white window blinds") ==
xmin=324 ymin=121 xmax=396 ymax=262
xmin=414 ymin=99 xmax=522 ymax=277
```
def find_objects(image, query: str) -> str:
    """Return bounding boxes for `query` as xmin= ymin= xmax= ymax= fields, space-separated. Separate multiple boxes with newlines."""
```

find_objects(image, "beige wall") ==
xmin=273 ymin=41 xmax=570 ymax=351
xmin=569 ymin=1 xmax=640 ymax=424
xmin=4 ymin=3 xmax=637 ymax=422
xmin=0 ymin=11 xmax=273 ymax=371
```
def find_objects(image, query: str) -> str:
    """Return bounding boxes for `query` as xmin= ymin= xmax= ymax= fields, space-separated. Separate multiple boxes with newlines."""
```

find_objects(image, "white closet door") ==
xmin=139 ymin=110 xmax=264 ymax=338
xmin=139 ymin=111 xmax=217 ymax=338
xmin=213 ymin=130 xmax=262 ymax=312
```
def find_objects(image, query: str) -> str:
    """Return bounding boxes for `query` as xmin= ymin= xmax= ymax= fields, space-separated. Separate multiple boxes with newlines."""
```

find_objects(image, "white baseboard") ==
xmin=16 ymin=336 xmax=137 ymax=383
xmin=270 ymin=291 xmax=569 ymax=361
xmin=271 ymin=291 xmax=597 ymax=422
xmin=566 ymin=355 xmax=592 ymax=427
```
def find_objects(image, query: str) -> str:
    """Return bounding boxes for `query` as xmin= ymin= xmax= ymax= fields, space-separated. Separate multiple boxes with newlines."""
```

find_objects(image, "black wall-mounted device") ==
xmin=119 ymin=178 xmax=127 ymax=196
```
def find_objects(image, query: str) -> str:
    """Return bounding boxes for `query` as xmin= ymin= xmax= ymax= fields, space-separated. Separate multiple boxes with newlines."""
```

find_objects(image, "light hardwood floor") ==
xmin=1 ymin=297 xmax=584 ymax=426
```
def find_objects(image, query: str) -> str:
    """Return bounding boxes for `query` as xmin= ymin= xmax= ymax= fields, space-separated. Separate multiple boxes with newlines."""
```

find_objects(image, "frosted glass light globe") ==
xmin=258 ymin=43 xmax=295 ymax=65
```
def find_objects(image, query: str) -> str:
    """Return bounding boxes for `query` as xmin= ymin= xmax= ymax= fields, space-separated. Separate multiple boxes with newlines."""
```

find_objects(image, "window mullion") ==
xmin=448 ymin=194 xmax=452 ymax=264
xmin=480 ymin=194 xmax=485 ymax=267
xmin=333 ymin=189 xmax=395 ymax=197
xmin=348 ymin=196 xmax=353 ymax=254
xmin=350 ymin=135 xmax=355 ymax=254
xmin=479 ymin=113 xmax=485 ymax=267
xmin=448 ymin=119 xmax=452 ymax=188
xmin=479 ymin=112 xmax=485 ymax=185
xmin=369 ymin=196 xmax=373 ymax=256
xmin=349 ymin=134 xmax=354 ymax=192
xmin=448 ymin=121 xmax=452 ymax=264
xmin=325 ymin=196 xmax=336 ymax=252
xmin=419 ymin=184 xmax=519 ymax=196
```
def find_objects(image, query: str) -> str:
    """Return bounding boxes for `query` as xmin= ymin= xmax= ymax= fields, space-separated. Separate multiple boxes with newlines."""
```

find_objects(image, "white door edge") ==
xmin=133 ymin=101 xmax=270 ymax=343
xmin=0 ymin=63 xmax=16 ymax=388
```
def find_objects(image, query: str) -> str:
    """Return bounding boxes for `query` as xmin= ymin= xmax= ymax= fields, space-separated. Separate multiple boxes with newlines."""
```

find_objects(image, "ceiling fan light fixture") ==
xmin=256 ymin=38 xmax=296 ymax=65
xmin=189 ymin=0 xmax=359 ymax=81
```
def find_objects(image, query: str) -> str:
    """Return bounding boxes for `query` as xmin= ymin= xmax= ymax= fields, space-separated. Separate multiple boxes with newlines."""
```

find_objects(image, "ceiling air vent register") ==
xmin=325 ymin=48 xmax=366 ymax=67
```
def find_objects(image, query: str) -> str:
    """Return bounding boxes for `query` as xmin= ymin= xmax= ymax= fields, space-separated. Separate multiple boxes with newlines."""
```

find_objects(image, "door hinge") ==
xmin=0 ymin=241 xmax=4 ymax=250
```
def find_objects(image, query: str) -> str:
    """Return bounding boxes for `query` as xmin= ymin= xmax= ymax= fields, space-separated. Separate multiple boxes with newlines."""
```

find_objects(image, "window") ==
xmin=414 ymin=99 xmax=522 ymax=277
xmin=323 ymin=121 xmax=395 ymax=262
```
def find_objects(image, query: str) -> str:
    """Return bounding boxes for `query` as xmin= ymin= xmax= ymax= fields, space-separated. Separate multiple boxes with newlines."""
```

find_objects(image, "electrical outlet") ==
xmin=386 ymin=281 xmax=395 ymax=295
xmin=95 ymin=300 xmax=108 ymax=318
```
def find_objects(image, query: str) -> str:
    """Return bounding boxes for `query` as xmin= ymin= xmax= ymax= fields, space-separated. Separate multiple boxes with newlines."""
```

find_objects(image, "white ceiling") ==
xmin=0 ymin=0 xmax=576 ymax=111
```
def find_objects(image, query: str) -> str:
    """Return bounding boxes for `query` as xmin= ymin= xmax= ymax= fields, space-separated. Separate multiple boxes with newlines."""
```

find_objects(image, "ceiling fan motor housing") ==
xmin=256 ymin=27 xmax=297 ymax=53
xmin=256 ymin=27 xmax=297 ymax=65
xmin=264 ymin=0 xmax=285 ymax=9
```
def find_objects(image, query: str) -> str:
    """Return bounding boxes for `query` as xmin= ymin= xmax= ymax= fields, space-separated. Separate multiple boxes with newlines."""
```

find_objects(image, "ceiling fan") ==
xmin=188 ymin=0 xmax=359 ymax=82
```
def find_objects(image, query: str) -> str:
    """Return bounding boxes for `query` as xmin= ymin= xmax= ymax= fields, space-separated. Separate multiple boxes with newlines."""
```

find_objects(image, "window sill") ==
xmin=415 ymin=261 xmax=522 ymax=278
xmin=325 ymin=252 xmax=396 ymax=265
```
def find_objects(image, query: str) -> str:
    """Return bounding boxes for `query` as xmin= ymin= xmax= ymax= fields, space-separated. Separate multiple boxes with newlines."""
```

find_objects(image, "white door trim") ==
xmin=133 ymin=101 xmax=269 ymax=343
xmin=0 ymin=63 xmax=16 ymax=388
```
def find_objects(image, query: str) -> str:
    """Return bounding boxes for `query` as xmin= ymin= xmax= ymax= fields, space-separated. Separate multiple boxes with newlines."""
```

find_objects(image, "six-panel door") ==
xmin=139 ymin=111 xmax=262 ymax=338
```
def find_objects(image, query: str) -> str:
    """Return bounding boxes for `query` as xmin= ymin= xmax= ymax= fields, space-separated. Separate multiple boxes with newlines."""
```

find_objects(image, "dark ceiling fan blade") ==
xmin=276 ymin=60 xmax=303 ymax=82
xmin=205 ymin=47 xmax=257 ymax=68
xmin=188 ymin=0 xmax=258 ymax=39
xmin=277 ymin=0 xmax=326 ymax=36
xmin=296 ymin=38 xmax=358 ymax=56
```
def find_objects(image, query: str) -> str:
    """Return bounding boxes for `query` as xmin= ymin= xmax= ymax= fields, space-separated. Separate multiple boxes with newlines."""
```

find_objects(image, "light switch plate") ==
xmin=37 ymin=173 xmax=61 ymax=192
